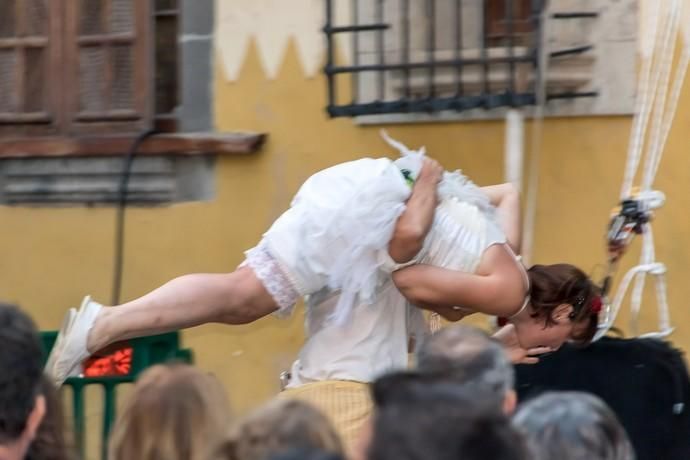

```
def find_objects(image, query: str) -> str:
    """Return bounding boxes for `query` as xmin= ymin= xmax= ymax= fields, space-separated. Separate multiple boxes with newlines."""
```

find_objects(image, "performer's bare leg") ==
xmin=88 ymin=267 xmax=278 ymax=351
xmin=47 ymin=266 xmax=278 ymax=385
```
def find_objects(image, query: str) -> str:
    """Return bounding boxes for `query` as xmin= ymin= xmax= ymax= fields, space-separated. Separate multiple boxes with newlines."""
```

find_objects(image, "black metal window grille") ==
xmin=324 ymin=0 xmax=597 ymax=118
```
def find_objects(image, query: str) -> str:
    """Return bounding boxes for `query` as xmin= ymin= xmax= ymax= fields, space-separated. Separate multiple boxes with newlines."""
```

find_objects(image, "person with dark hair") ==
xmin=26 ymin=375 xmax=72 ymax=460
xmin=519 ymin=263 xmax=602 ymax=346
xmin=513 ymin=391 xmax=635 ymax=460
xmin=367 ymin=381 xmax=528 ymax=460
xmin=416 ymin=324 xmax=517 ymax=414
xmin=0 ymin=303 xmax=46 ymax=460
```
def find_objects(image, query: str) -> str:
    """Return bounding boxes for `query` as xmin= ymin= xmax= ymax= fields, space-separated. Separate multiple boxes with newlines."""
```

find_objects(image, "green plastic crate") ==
xmin=41 ymin=332 xmax=193 ymax=460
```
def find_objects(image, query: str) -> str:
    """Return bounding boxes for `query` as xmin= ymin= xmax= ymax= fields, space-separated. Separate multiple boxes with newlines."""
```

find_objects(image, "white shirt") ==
xmin=286 ymin=280 xmax=427 ymax=387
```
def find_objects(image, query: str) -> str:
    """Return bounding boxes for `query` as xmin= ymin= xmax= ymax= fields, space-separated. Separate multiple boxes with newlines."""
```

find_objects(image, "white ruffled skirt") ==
xmin=252 ymin=149 xmax=499 ymax=325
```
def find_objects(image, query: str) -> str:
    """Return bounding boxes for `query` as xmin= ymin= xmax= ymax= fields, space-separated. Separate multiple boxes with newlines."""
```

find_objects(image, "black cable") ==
xmin=112 ymin=130 xmax=159 ymax=306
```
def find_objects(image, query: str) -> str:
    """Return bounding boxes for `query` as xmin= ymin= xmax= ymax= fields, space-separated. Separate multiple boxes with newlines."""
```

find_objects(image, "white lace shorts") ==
xmin=243 ymin=240 xmax=300 ymax=317
xmin=241 ymin=158 xmax=411 ymax=322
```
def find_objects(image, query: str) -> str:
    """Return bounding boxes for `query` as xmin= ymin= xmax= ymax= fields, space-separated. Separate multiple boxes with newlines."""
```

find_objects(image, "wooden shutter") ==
xmin=64 ymin=0 xmax=152 ymax=134
xmin=0 ymin=0 xmax=62 ymax=137
xmin=153 ymin=0 xmax=180 ymax=131
xmin=486 ymin=0 xmax=534 ymax=47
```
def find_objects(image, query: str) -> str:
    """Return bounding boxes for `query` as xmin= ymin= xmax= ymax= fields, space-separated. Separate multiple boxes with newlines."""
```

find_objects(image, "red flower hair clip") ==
xmin=590 ymin=296 xmax=603 ymax=314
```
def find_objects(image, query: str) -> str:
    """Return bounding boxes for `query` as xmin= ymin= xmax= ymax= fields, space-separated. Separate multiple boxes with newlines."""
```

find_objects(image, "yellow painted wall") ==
xmin=1 ymin=10 xmax=689 ymax=442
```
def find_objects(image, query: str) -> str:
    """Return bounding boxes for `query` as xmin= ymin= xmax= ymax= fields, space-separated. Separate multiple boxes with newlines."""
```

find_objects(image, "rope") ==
xmin=629 ymin=227 xmax=654 ymax=335
xmin=620 ymin=0 xmax=663 ymax=199
xmin=648 ymin=44 xmax=690 ymax=185
xmin=642 ymin=0 xmax=682 ymax=192
xmin=598 ymin=0 xmax=689 ymax=339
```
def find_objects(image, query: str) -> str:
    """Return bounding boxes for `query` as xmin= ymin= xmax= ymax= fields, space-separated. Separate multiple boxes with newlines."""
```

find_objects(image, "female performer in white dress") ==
xmin=46 ymin=135 xmax=601 ymax=390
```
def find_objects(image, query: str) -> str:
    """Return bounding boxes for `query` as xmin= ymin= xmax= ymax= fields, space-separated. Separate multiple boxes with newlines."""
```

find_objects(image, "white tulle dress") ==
xmin=243 ymin=134 xmax=505 ymax=327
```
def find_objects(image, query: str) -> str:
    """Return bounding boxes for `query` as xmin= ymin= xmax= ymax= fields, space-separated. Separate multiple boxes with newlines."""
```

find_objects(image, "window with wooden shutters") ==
xmin=0 ymin=0 xmax=264 ymax=206
xmin=65 ymin=0 xmax=152 ymax=134
xmin=0 ymin=0 xmax=152 ymax=138
xmin=0 ymin=0 xmax=60 ymax=137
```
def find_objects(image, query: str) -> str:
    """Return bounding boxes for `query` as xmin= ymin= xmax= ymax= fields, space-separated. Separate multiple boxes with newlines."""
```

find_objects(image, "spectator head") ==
xmin=219 ymin=398 xmax=343 ymax=460
xmin=0 ymin=303 xmax=45 ymax=460
xmin=26 ymin=375 xmax=71 ymax=460
xmin=416 ymin=324 xmax=516 ymax=414
xmin=368 ymin=379 xmax=527 ymax=460
xmin=513 ymin=391 xmax=635 ymax=460
xmin=267 ymin=447 xmax=344 ymax=460
xmin=109 ymin=364 xmax=231 ymax=460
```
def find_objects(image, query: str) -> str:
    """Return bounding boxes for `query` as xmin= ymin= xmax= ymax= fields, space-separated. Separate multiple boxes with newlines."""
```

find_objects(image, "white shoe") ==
xmin=44 ymin=307 xmax=77 ymax=376
xmin=50 ymin=296 xmax=103 ymax=386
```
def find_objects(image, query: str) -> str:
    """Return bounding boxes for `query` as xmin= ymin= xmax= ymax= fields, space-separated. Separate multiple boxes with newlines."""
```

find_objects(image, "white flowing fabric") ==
xmin=264 ymin=133 xmax=499 ymax=326
xmin=260 ymin=155 xmax=411 ymax=324
xmin=326 ymin=134 xmax=497 ymax=324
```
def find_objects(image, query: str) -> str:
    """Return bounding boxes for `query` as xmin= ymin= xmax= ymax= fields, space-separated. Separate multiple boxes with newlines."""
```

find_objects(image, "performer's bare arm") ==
xmin=393 ymin=244 xmax=526 ymax=319
xmin=393 ymin=182 xmax=525 ymax=320
xmin=481 ymin=183 xmax=521 ymax=254
xmin=388 ymin=158 xmax=443 ymax=263
xmin=391 ymin=178 xmax=524 ymax=321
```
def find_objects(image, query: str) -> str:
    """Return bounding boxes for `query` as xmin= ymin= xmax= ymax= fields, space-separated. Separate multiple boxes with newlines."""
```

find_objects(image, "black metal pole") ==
xmin=481 ymin=0 xmax=490 ymax=106
xmin=325 ymin=0 xmax=336 ymax=113
xmin=531 ymin=0 xmax=544 ymax=98
xmin=402 ymin=0 xmax=411 ymax=99
xmin=376 ymin=0 xmax=385 ymax=100
xmin=426 ymin=0 xmax=436 ymax=98
xmin=454 ymin=0 xmax=463 ymax=97
xmin=328 ymin=54 xmax=534 ymax=74
xmin=352 ymin=0 xmax=359 ymax=103
xmin=506 ymin=0 xmax=515 ymax=104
